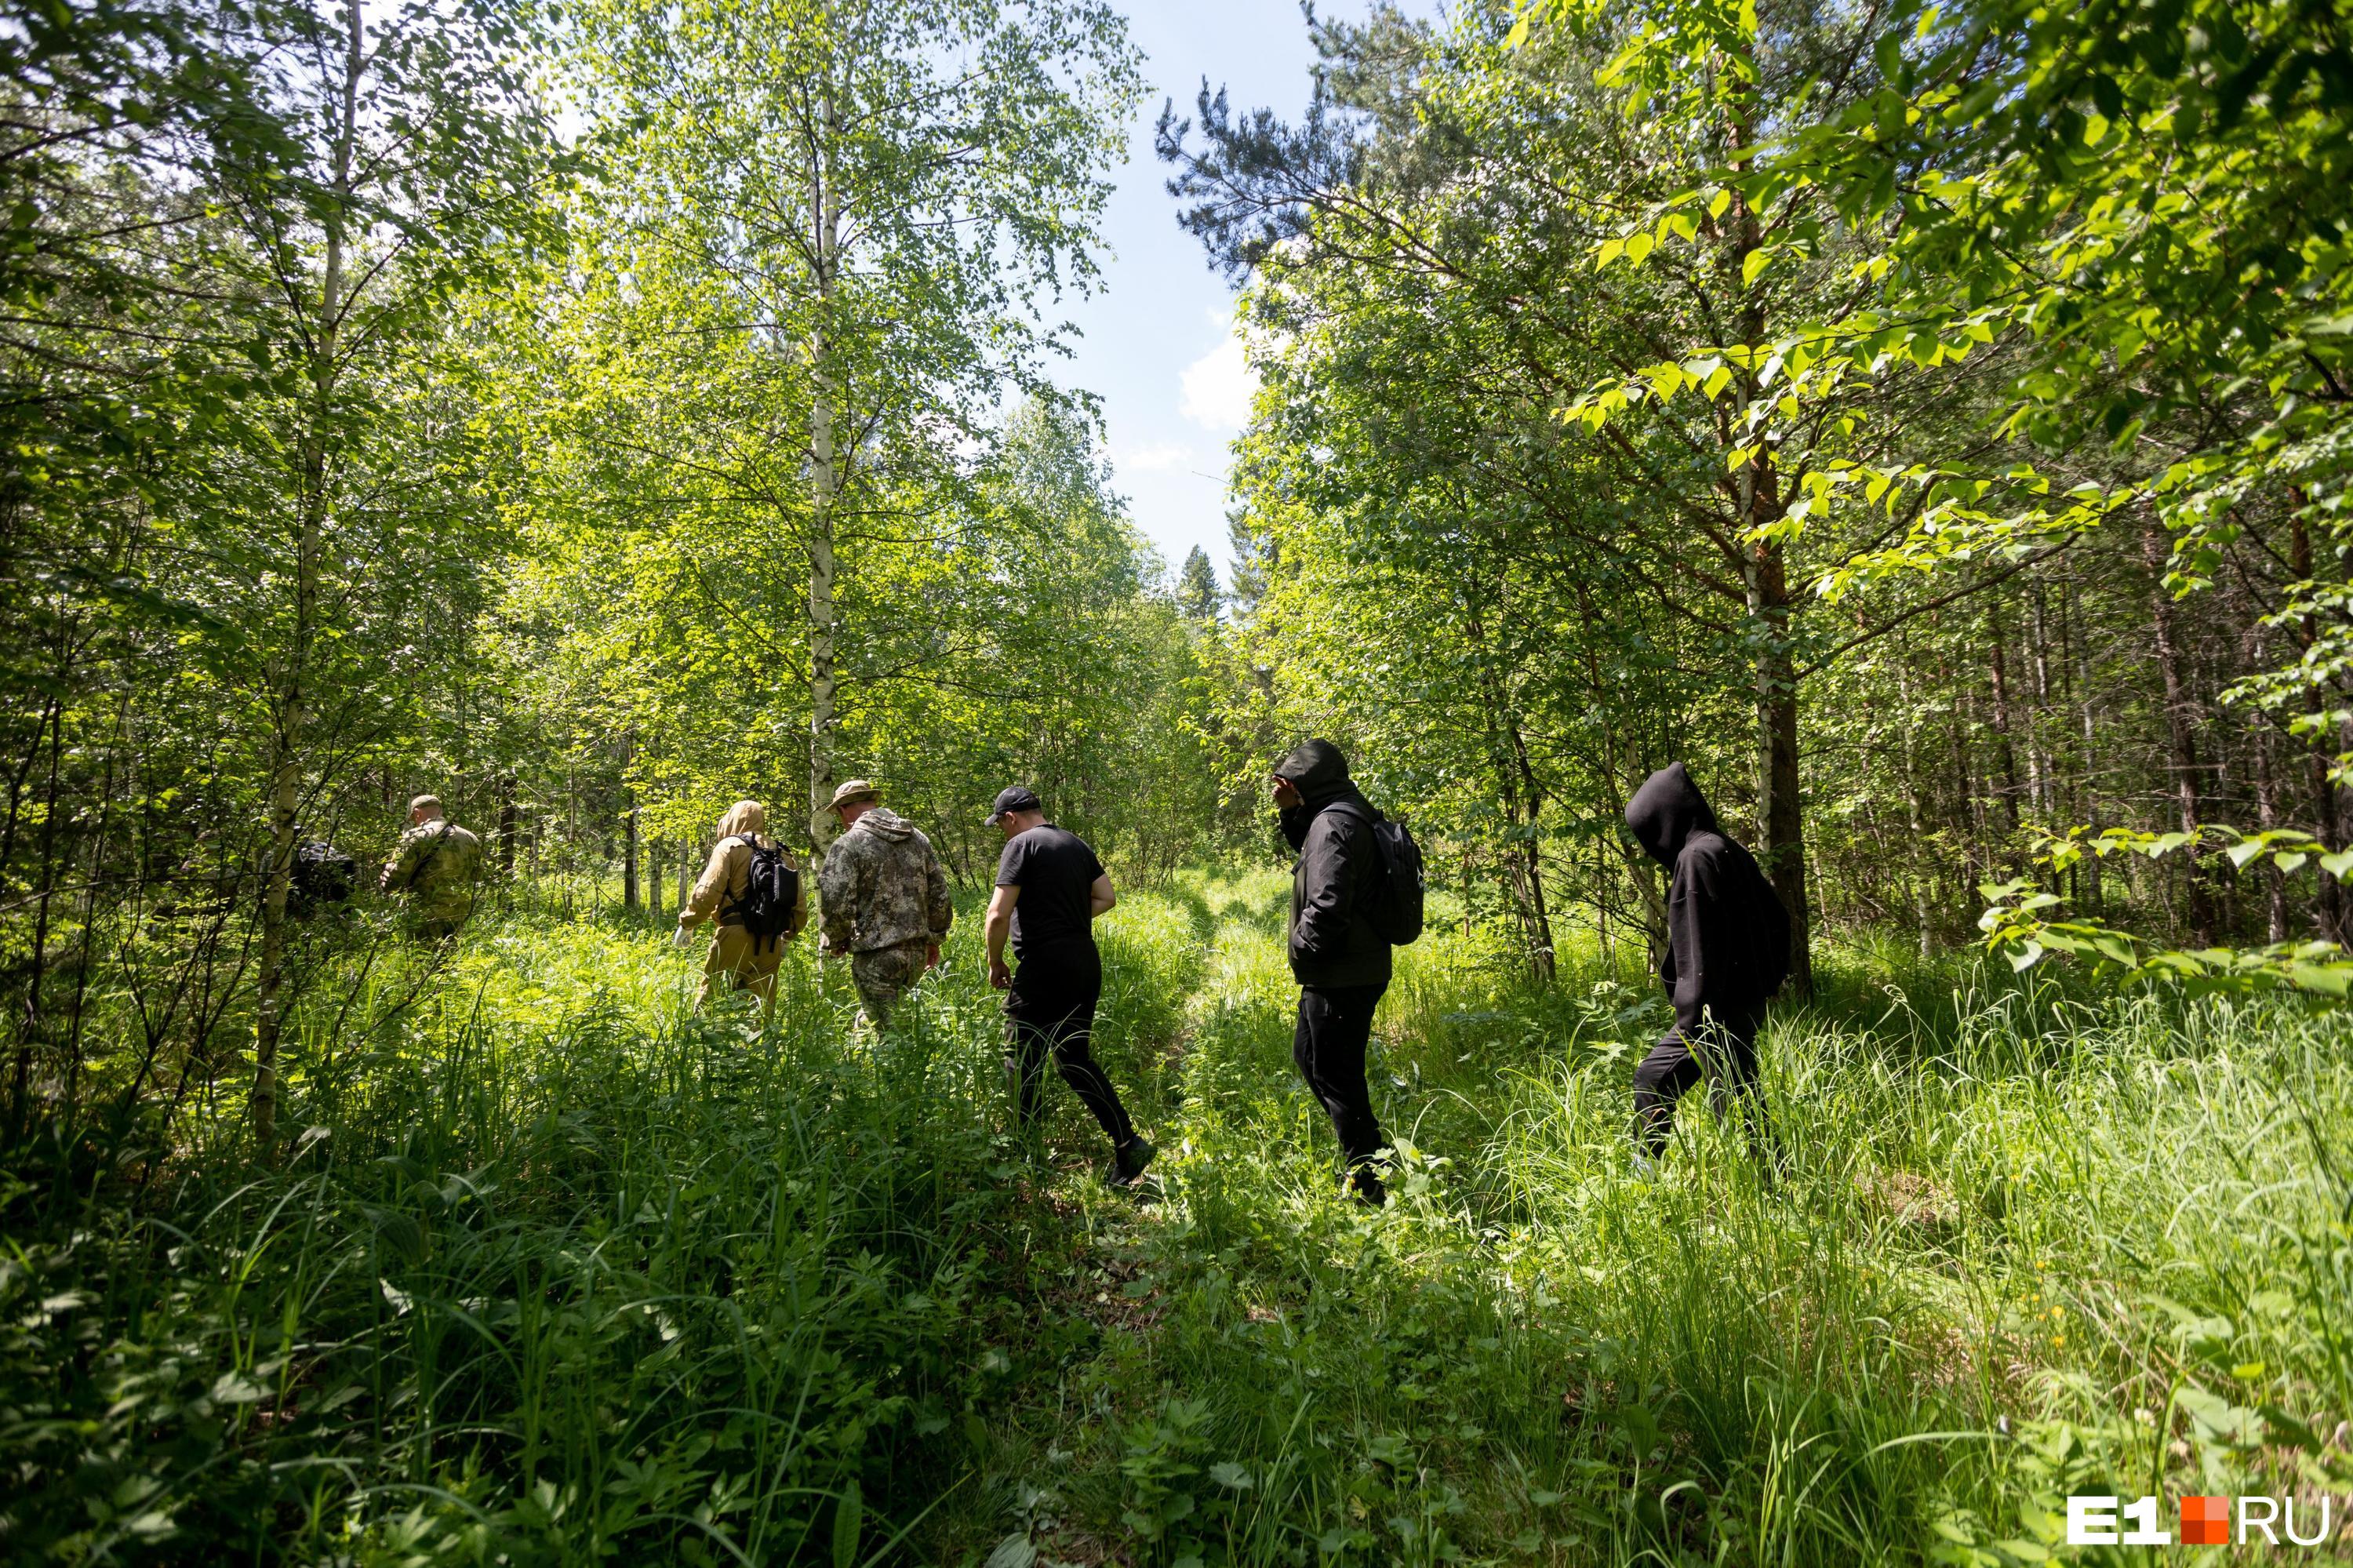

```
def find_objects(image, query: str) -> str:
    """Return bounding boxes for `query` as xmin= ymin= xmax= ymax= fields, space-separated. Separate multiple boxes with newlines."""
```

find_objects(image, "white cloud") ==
xmin=1180 ymin=318 xmax=1260 ymax=431
xmin=1115 ymin=441 xmax=1192 ymax=474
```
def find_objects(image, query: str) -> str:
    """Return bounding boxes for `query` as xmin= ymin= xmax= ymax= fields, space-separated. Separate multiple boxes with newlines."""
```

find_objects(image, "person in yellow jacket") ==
xmin=675 ymin=800 xmax=807 ymax=1010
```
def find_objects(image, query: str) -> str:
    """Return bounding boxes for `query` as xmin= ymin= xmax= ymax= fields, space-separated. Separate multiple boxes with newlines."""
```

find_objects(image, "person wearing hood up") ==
xmin=1271 ymin=739 xmax=1396 ymax=1205
xmin=1622 ymin=762 xmax=1791 ymax=1163
xmin=678 ymin=799 xmax=807 ymax=1012
xmin=818 ymin=780 xmax=954 ymax=1031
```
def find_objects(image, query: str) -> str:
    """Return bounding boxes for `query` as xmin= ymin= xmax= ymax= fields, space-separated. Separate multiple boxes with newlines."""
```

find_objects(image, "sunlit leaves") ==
xmin=1982 ymin=824 xmax=2353 ymax=999
xmin=1982 ymin=882 xmax=2353 ymax=1000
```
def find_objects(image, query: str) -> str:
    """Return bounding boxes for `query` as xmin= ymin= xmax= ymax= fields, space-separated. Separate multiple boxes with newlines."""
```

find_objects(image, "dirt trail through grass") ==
xmin=970 ymin=873 xmax=2353 ymax=1566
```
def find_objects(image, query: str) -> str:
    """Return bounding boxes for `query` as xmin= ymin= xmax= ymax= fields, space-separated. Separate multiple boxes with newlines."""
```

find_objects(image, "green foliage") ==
xmin=9 ymin=875 xmax=2353 ymax=1563
xmin=469 ymin=0 xmax=1195 ymax=869
xmin=1081 ymin=882 xmax=2353 ymax=1564
xmin=543 ymin=0 xmax=1145 ymax=842
xmin=1981 ymin=824 xmax=2353 ymax=994
xmin=0 ymin=884 xmax=1202 ymax=1562
xmin=1115 ymin=1395 xmax=1257 ymax=1559
xmin=1519 ymin=0 xmax=2353 ymax=985
xmin=484 ymin=387 xmax=1224 ymax=879
xmin=13 ymin=0 xmax=2353 ymax=1555
xmin=1518 ymin=0 xmax=2353 ymax=596
xmin=1155 ymin=0 xmax=2353 ymax=991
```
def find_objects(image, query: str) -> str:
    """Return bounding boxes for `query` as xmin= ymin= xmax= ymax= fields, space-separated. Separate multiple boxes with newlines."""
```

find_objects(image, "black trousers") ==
xmin=1631 ymin=1003 xmax=1774 ymax=1159
xmin=1293 ymin=983 xmax=1390 ymax=1171
xmin=1006 ymin=945 xmax=1133 ymax=1147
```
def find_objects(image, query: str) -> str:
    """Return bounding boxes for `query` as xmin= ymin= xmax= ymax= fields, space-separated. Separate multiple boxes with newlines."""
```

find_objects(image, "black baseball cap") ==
xmin=986 ymin=785 xmax=1042 ymax=824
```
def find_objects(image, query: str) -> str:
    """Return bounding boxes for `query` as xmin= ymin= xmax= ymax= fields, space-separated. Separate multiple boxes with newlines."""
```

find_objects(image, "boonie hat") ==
xmin=829 ymin=778 xmax=879 ymax=809
xmin=986 ymin=785 xmax=1042 ymax=824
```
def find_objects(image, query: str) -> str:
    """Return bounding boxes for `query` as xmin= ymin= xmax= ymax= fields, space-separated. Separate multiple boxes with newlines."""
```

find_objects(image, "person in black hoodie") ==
xmin=1271 ymin=739 xmax=1395 ymax=1205
xmin=1623 ymin=762 xmax=1791 ymax=1163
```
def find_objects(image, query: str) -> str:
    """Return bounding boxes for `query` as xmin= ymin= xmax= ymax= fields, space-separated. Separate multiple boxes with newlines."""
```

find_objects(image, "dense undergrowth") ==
xmin=3 ymin=871 xmax=2350 ymax=1564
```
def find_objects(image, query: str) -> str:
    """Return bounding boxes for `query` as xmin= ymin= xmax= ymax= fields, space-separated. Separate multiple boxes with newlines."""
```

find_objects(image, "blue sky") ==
xmin=1056 ymin=0 xmax=1437 ymax=592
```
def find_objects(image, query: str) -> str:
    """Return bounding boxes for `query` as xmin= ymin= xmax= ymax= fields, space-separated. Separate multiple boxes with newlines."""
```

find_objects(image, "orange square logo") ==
xmin=2180 ymin=1495 xmax=2229 ymax=1545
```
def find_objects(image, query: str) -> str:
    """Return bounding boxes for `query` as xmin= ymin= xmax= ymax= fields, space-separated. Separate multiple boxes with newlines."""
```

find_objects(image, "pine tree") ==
xmin=1225 ymin=508 xmax=1276 ymax=618
xmin=1176 ymin=544 xmax=1222 ymax=621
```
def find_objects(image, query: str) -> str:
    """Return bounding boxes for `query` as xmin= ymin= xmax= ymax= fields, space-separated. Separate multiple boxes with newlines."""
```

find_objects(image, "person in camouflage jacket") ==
xmin=380 ymin=794 xmax=484 ymax=940
xmin=818 ymin=780 xmax=953 ymax=1030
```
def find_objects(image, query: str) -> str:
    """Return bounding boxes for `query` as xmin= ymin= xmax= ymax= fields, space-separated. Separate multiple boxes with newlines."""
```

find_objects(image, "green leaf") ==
xmin=2175 ymin=1386 xmax=2262 ymax=1447
xmin=1741 ymin=246 xmax=1773 ymax=286
xmin=2288 ymin=964 xmax=2353 ymax=998
xmin=2091 ymin=935 xmax=2139 ymax=966
xmin=985 ymin=1536 xmax=1036 ymax=1568
xmin=833 ymin=1480 xmax=863 ymax=1568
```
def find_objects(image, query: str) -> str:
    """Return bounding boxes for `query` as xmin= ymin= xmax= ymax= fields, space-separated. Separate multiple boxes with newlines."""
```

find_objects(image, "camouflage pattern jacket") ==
xmin=818 ymin=809 xmax=953 ymax=954
xmin=380 ymin=821 xmax=485 ymax=924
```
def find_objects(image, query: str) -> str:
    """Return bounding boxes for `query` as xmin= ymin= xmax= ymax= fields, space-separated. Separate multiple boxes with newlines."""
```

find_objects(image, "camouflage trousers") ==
xmin=850 ymin=940 xmax=929 ymax=1031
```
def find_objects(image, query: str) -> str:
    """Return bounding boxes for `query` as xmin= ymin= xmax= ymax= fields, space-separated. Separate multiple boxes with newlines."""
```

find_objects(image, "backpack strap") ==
xmin=717 ymin=834 xmax=762 ymax=925
xmin=1316 ymin=799 xmax=1385 ymax=904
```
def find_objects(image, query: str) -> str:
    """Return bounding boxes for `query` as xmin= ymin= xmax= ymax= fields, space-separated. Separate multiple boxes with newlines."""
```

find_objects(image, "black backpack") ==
xmin=290 ymin=838 xmax=356 ymax=917
xmin=1329 ymin=801 xmax=1426 ymax=946
xmin=719 ymin=835 xmax=798 ymax=950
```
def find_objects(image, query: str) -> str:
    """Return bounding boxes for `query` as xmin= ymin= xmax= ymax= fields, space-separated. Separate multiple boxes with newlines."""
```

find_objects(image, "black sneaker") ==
xmin=1108 ymin=1137 xmax=1156 ymax=1188
xmin=1347 ymin=1167 xmax=1387 ymax=1208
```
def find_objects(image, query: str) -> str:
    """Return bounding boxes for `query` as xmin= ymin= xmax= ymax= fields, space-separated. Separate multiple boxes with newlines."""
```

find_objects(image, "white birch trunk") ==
xmin=254 ymin=1 xmax=360 ymax=1155
xmin=805 ymin=79 xmax=843 ymax=849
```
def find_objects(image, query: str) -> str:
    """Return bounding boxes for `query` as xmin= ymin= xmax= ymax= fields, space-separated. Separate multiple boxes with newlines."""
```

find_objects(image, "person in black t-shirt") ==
xmin=983 ymin=785 xmax=1155 ymax=1188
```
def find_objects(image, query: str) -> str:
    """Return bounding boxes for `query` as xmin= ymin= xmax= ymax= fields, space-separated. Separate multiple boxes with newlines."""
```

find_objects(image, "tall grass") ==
xmin=4 ymin=871 xmax=2348 ymax=1564
xmin=0 ymin=897 xmax=1198 ymax=1565
xmin=982 ymin=872 xmax=2353 ymax=1567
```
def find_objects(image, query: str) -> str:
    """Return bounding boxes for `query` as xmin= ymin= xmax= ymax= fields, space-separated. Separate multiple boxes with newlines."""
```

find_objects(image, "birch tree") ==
xmin=576 ymin=0 xmax=1141 ymax=846
xmin=214 ymin=0 xmax=557 ymax=1151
